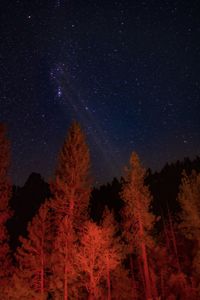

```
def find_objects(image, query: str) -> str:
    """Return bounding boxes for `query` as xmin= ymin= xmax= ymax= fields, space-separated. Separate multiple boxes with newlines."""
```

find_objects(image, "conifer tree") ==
xmin=121 ymin=152 xmax=155 ymax=300
xmin=178 ymin=170 xmax=200 ymax=295
xmin=51 ymin=121 xmax=91 ymax=229
xmin=0 ymin=124 xmax=12 ymax=296
xmin=13 ymin=201 xmax=51 ymax=299
xmin=50 ymin=122 xmax=91 ymax=299
xmin=49 ymin=216 xmax=77 ymax=300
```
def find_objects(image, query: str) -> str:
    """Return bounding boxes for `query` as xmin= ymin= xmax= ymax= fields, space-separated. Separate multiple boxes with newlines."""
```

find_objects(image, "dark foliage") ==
xmin=7 ymin=173 xmax=51 ymax=250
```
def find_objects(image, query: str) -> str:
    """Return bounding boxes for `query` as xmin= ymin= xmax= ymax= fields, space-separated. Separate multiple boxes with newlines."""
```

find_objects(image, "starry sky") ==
xmin=1 ymin=0 xmax=200 ymax=185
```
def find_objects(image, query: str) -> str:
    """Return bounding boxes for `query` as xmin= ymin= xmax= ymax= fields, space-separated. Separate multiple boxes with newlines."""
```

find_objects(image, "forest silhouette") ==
xmin=1 ymin=122 xmax=200 ymax=299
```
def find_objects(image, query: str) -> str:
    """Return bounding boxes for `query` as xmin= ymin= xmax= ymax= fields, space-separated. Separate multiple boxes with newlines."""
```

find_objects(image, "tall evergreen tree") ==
xmin=178 ymin=170 xmax=200 ymax=296
xmin=49 ymin=216 xmax=77 ymax=300
xmin=0 ymin=124 xmax=12 ymax=297
xmin=51 ymin=121 xmax=91 ymax=229
xmin=12 ymin=202 xmax=51 ymax=300
xmin=121 ymin=152 xmax=155 ymax=300
xmin=50 ymin=122 xmax=91 ymax=299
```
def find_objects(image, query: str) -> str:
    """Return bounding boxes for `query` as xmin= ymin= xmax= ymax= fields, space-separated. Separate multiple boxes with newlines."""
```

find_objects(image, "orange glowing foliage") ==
xmin=101 ymin=208 xmax=124 ymax=300
xmin=1 ymin=122 xmax=200 ymax=300
xmin=121 ymin=152 xmax=155 ymax=300
xmin=12 ymin=202 xmax=51 ymax=299
xmin=49 ymin=216 xmax=77 ymax=300
xmin=178 ymin=170 xmax=200 ymax=297
xmin=51 ymin=121 xmax=91 ymax=228
xmin=49 ymin=121 xmax=91 ymax=299
xmin=75 ymin=217 xmax=123 ymax=300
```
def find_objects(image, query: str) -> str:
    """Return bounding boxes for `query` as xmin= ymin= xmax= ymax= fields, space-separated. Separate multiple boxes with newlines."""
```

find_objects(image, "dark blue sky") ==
xmin=1 ymin=0 xmax=200 ymax=185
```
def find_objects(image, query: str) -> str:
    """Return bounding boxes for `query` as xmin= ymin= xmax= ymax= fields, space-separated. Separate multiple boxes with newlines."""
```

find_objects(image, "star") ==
xmin=57 ymin=86 xmax=62 ymax=98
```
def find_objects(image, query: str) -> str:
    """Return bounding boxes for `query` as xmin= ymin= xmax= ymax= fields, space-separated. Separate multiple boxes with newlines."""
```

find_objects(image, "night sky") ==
xmin=1 ymin=0 xmax=200 ymax=185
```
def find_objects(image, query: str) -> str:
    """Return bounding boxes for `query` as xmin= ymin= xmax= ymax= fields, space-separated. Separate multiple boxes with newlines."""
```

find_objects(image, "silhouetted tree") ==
xmin=8 ymin=173 xmax=51 ymax=251
xmin=90 ymin=178 xmax=123 ymax=223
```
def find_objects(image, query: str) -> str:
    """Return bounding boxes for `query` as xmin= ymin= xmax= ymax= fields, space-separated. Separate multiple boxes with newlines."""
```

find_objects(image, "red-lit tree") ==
xmin=0 ymin=124 xmax=12 ymax=297
xmin=178 ymin=170 xmax=200 ymax=297
xmin=49 ymin=216 xmax=77 ymax=300
xmin=121 ymin=152 xmax=155 ymax=300
xmin=75 ymin=218 xmax=123 ymax=300
xmin=100 ymin=207 xmax=124 ymax=300
xmin=11 ymin=201 xmax=51 ymax=299
xmin=51 ymin=121 xmax=91 ymax=229
xmin=110 ymin=265 xmax=133 ymax=300
xmin=75 ymin=221 xmax=107 ymax=299
xmin=50 ymin=122 xmax=91 ymax=299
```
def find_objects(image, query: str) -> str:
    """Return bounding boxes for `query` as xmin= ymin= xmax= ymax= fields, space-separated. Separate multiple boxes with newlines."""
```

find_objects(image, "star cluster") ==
xmin=0 ymin=0 xmax=200 ymax=185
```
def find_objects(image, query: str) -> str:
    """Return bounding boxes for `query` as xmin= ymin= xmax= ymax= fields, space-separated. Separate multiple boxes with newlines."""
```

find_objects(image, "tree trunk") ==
xmin=64 ymin=238 xmax=68 ymax=300
xmin=106 ymin=255 xmax=111 ymax=300
xmin=160 ymin=269 xmax=165 ymax=300
xmin=168 ymin=206 xmax=181 ymax=273
xmin=137 ymin=205 xmax=151 ymax=300
xmin=41 ymin=255 xmax=44 ymax=300
xmin=40 ymin=231 xmax=45 ymax=300
xmin=130 ymin=255 xmax=137 ymax=300
xmin=141 ymin=241 xmax=152 ymax=300
xmin=64 ymin=262 xmax=68 ymax=300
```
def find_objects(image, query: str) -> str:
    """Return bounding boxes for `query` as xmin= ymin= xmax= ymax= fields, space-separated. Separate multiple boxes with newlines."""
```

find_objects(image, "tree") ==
xmin=178 ymin=170 xmax=200 ymax=296
xmin=51 ymin=121 xmax=91 ymax=229
xmin=76 ymin=221 xmax=105 ymax=299
xmin=110 ymin=265 xmax=133 ymax=300
xmin=0 ymin=124 xmax=12 ymax=297
xmin=50 ymin=122 xmax=91 ymax=299
xmin=100 ymin=207 xmax=124 ymax=300
xmin=121 ymin=152 xmax=155 ymax=300
xmin=13 ymin=201 xmax=51 ymax=299
xmin=76 ymin=218 xmax=123 ymax=300
xmin=178 ymin=171 xmax=200 ymax=241
xmin=49 ymin=216 xmax=77 ymax=300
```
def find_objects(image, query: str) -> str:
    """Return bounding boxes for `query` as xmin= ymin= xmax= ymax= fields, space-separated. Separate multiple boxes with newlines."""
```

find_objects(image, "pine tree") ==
xmin=178 ymin=171 xmax=200 ymax=241
xmin=121 ymin=152 xmax=155 ymax=300
xmin=178 ymin=170 xmax=200 ymax=296
xmin=49 ymin=216 xmax=77 ymax=300
xmin=51 ymin=121 xmax=91 ymax=229
xmin=13 ymin=201 xmax=51 ymax=299
xmin=50 ymin=122 xmax=91 ymax=299
xmin=0 ymin=124 xmax=12 ymax=297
